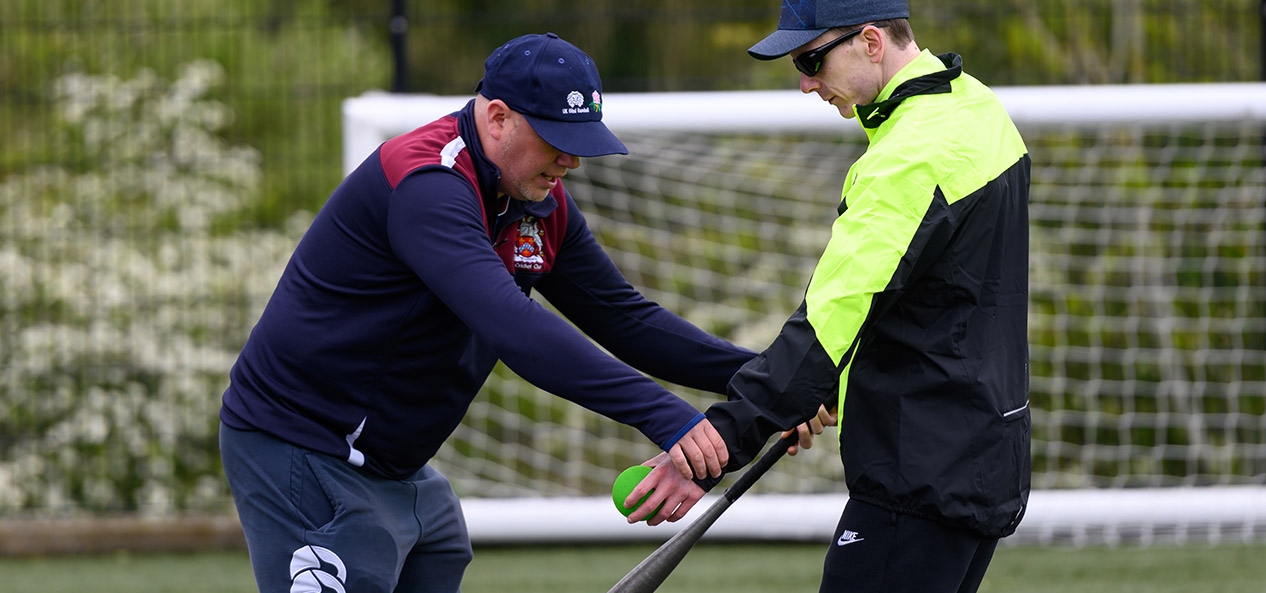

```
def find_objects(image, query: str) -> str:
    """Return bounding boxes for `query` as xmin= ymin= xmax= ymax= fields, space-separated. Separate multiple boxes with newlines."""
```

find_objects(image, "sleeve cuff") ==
xmin=661 ymin=412 xmax=706 ymax=450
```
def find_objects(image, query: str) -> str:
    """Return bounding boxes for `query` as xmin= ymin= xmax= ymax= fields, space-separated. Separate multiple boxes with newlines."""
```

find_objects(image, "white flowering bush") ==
xmin=0 ymin=61 xmax=308 ymax=515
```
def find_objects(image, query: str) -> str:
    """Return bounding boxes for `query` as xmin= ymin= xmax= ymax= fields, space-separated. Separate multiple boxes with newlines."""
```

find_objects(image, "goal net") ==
xmin=343 ymin=84 xmax=1266 ymax=546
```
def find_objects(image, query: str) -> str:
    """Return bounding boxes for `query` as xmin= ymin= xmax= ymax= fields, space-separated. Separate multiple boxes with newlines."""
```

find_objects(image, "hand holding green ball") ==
xmin=611 ymin=465 xmax=665 ymax=520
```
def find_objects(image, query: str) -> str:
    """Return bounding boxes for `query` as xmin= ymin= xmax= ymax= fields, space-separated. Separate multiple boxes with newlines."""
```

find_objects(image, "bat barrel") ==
xmin=605 ymin=497 xmax=733 ymax=593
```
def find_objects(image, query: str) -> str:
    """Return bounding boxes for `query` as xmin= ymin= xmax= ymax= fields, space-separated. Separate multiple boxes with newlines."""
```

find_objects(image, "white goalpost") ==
xmin=343 ymin=84 xmax=1266 ymax=174
xmin=343 ymin=83 xmax=1266 ymax=547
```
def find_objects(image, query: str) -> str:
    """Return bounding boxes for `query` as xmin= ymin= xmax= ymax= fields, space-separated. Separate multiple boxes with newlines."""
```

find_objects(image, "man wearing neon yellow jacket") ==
xmin=704 ymin=1 xmax=1032 ymax=591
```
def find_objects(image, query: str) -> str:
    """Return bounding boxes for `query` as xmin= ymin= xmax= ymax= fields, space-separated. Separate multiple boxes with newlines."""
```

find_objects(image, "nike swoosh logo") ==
xmin=837 ymin=535 xmax=865 ymax=546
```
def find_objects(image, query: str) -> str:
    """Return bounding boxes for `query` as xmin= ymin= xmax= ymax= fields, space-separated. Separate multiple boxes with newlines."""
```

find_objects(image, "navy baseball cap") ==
xmin=475 ymin=32 xmax=627 ymax=158
xmin=748 ymin=0 xmax=910 ymax=60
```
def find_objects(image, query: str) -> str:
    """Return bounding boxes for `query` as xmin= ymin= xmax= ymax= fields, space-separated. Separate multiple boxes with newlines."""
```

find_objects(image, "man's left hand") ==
xmin=782 ymin=404 xmax=838 ymax=455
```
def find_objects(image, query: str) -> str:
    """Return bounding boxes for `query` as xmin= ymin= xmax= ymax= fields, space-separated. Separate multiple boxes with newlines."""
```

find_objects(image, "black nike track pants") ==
xmin=819 ymin=497 xmax=998 ymax=593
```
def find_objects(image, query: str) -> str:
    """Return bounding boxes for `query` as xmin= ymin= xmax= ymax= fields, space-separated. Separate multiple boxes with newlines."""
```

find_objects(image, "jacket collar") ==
xmin=855 ymin=51 xmax=962 ymax=130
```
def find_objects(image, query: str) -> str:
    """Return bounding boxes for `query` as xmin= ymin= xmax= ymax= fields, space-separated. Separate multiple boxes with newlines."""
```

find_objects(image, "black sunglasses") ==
xmin=792 ymin=25 xmax=870 ymax=77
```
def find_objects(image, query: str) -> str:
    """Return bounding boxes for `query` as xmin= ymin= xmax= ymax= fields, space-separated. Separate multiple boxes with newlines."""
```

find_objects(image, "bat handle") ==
xmin=722 ymin=432 xmax=800 ymax=502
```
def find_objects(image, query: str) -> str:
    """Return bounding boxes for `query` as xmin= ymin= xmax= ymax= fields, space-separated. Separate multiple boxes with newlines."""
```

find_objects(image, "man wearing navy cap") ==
xmin=218 ymin=33 xmax=758 ymax=593
xmin=692 ymin=1 xmax=1034 ymax=591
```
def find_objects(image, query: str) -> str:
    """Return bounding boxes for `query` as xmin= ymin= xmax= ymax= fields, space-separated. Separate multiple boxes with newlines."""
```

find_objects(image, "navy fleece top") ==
xmin=220 ymin=100 xmax=755 ymax=479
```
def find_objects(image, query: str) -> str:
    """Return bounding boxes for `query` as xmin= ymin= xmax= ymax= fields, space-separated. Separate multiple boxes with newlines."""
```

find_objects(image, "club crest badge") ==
xmin=514 ymin=217 xmax=546 ymax=271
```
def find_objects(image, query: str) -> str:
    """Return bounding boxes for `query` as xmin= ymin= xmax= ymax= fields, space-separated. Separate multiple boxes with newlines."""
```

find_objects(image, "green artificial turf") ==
xmin=1 ymin=541 xmax=1262 ymax=593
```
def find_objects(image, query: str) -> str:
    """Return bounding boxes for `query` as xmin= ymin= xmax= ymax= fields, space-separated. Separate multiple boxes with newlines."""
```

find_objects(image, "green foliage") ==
xmin=916 ymin=0 xmax=1260 ymax=85
xmin=0 ymin=0 xmax=391 ymax=221
xmin=0 ymin=1 xmax=1260 ymax=216
xmin=400 ymin=0 xmax=1260 ymax=94
xmin=0 ymin=13 xmax=348 ymax=508
xmin=0 ymin=64 xmax=307 ymax=514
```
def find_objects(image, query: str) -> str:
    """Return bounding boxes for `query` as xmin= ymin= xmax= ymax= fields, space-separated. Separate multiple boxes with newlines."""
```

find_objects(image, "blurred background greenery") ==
xmin=0 ymin=1 xmax=1262 ymax=518
xmin=3 ymin=1 xmax=1261 ymax=218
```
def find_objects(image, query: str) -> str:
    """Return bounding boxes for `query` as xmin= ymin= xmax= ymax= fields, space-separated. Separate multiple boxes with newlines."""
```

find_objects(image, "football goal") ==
xmin=343 ymin=83 xmax=1266 ymax=546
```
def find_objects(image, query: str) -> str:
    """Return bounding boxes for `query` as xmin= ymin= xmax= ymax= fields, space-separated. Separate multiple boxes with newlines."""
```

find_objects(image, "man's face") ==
xmin=497 ymin=112 xmax=580 ymax=202
xmin=791 ymin=27 xmax=881 ymax=120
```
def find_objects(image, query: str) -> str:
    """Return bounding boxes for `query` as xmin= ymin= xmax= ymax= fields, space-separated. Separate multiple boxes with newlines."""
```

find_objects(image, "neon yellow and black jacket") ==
xmin=706 ymin=51 xmax=1031 ymax=538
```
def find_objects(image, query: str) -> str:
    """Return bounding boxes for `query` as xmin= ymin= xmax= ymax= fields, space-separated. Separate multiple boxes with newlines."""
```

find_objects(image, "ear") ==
xmin=485 ymin=99 xmax=513 ymax=141
xmin=861 ymin=25 xmax=885 ymax=62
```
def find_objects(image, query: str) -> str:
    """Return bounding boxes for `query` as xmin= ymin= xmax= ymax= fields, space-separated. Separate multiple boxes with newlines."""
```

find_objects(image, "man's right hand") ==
xmin=667 ymin=419 xmax=729 ymax=480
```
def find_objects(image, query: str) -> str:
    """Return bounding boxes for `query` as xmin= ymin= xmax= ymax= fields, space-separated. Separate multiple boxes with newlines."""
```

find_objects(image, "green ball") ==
xmin=611 ymin=465 xmax=664 ymax=520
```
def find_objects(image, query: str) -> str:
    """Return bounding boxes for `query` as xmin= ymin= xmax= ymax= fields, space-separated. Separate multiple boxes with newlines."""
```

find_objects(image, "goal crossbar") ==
xmin=344 ymin=83 xmax=1266 ymax=175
